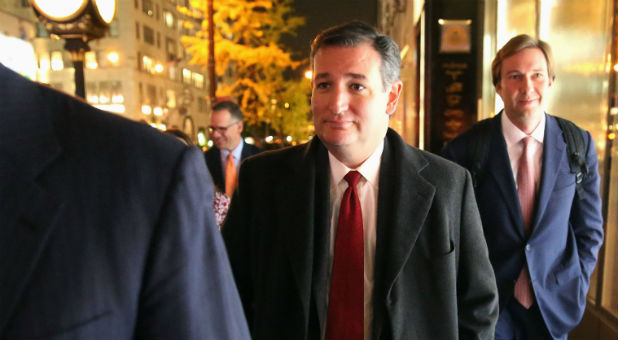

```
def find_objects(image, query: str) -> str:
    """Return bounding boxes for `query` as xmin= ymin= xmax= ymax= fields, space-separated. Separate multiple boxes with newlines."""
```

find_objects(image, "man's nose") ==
xmin=328 ymin=87 xmax=349 ymax=113
xmin=522 ymin=75 xmax=534 ymax=92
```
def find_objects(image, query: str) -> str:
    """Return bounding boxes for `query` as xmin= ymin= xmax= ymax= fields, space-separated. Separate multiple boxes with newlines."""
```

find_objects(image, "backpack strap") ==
xmin=554 ymin=116 xmax=589 ymax=200
xmin=466 ymin=118 xmax=494 ymax=187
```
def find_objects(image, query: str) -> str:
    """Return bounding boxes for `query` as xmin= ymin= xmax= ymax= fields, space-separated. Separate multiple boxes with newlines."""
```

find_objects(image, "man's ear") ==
xmin=238 ymin=121 xmax=243 ymax=134
xmin=386 ymin=80 xmax=403 ymax=116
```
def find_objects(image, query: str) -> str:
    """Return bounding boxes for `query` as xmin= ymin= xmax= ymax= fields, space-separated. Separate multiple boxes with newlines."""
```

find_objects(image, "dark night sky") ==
xmin=281 ymin=0 xmax=378 ymax=64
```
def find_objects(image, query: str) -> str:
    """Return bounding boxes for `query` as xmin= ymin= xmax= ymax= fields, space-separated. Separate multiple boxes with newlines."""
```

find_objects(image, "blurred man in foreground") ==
xmin=0 ymin=62 xmax=249 ymax=339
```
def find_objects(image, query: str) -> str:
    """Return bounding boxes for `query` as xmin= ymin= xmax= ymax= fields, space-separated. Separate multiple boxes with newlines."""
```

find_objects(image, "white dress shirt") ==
xmin=501 ymin=113 xmax=545 ymax=195
xmin=326 ymin=140 xmax=383 ymax=340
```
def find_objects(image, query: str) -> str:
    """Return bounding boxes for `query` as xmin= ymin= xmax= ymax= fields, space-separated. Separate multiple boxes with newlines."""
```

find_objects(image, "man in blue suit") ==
xmin=0 ymin=63 xmax=250 ymax=339
xmin=204 ymin=101 xmax=261 ymax=197
xmin=444 ymin=35 xmax=604 ymax=339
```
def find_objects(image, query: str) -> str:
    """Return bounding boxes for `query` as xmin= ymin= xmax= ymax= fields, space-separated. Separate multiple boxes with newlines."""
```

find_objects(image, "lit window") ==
xmin=50 ymin=51 xmax=64 ymax=71
xmin=166 ymin=89 xmax=176 ymax=108
xmin=192 ymin=72 xmax=204 ymax=89
xmin=142 ymin=55 xmax=154 ymax=74
xmin=164 ymin=11 xmax=174 ymax=28
xmin=85 ymin=51 xmax=98 ymax=69
xmin=39 ymin=52 xmax=50 ymax=71
xmin=182 ymin=68 xmax=191 ymax=84
xmin=107 ymin=51 xmax=119 ymax=65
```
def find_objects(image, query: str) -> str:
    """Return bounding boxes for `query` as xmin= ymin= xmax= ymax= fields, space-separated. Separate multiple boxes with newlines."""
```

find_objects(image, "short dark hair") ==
xmin=212 ymin=101 xmax=243 ymax=121
xmin=492 ymin=34 xmax=556 ymax=86
xmin=310 ymin=21 xmax=401 ymax=90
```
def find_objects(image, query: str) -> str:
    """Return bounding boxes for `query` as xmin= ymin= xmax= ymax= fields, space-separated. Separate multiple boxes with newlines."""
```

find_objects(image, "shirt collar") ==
xmin=501 ymin=111 xmax=546 ymax=147
xmin=222 ymin=140 xmax=244 ymax=160
xmin=328 ymin=140 xmax=384 ymax=187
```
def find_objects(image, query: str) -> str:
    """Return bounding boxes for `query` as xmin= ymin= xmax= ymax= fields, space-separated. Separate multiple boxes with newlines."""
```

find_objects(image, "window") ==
xmin=142 ymin=55 xmax=155 ymax=74
xmin=108 ymin=19 xmax=119 ymax=37
xmin=197 ymin=96 xmax=207 ymax=112
xmin=147 ymin=84 xmax=157 ymax=105
xmin=166 ymin=37 xmax=177 ymax=61
xmin=192 ymin=73 xmax=204 ymax=89
xmin=143 ymin=25 xmax=155 ymax=45
xmin=50 ymin=51 xmax=64 ymax=71
xmin=35 ymin=22 xmax=48 ymax=38
xmin=38 ymin=52 xmax=50 ymax=71
xmin=142 ymin=0 xmax=154 ymax=16
xmin=85 ymin=51 xmax=98 ymax=69
xmin=166 ymin=89 xmax=176 ymax=108
xmin=156 ymin=32 xmax=161 ymax=48
xmin=135 ymin=22 xmax=140 ymax=40
xmin=164 ymin=10 xmax=175 ymax=28
xmin=182 ymin=68 xmax=192 ymax=84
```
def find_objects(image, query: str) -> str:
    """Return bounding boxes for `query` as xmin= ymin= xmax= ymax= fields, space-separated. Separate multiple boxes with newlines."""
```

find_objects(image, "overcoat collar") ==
xmin=0 ymin=64 xmax=63 ymax=336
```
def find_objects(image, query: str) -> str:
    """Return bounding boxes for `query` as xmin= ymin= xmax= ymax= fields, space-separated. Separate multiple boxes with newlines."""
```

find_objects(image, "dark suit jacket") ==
xmin=222 ymin=128 xmax=499 ymax=339
xmin=0 ymin=64 xmax=250 ymax=339
xmin=443 ymin=113 xmax=604 ymax=339
xmin=204 ymin=142 xmax=261 ymax=191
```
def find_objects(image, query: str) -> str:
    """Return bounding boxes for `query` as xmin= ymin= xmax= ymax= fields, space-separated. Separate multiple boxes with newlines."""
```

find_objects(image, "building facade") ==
xmin=0 ymin=0 xmax=209 ymax=141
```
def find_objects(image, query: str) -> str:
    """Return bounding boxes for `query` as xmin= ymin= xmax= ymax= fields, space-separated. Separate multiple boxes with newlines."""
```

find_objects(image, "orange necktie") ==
xmin=225 ymin=153 xmax=237 ymax=198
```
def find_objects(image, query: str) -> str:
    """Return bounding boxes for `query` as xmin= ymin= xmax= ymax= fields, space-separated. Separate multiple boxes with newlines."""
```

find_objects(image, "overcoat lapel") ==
xmin=486 ymin=115 xmax=526 ymax=239
xmin=372 ymin=130 xmax=436 ymax=337
xmin=274 ymin=139 xmax=331 ymax=336
xmin=532 ymin=115 xmax=565 ymax=231
xmin=0 ymin=64 xmax=62 ymax=336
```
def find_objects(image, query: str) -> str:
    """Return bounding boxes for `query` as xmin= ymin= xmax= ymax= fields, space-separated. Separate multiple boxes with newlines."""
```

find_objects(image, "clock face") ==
xmin=31 ymin=0 xmax=88 ymax=21
xmin=93 ymin=0 xmax=116 ymax=24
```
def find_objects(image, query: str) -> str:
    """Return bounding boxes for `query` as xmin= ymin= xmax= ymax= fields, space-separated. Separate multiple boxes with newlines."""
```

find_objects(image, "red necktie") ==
xmin=225 ymin=153 xmax=237 ymax=198
xmin=326 ymin=171 xmax=364 ymax=340
xmin=514 ymin=136 xmax=535 ymax=309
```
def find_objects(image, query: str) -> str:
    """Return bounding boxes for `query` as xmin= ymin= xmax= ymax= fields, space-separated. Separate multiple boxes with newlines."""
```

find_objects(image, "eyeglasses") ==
xmin=208 ymin=121 xmax=239 ymax=134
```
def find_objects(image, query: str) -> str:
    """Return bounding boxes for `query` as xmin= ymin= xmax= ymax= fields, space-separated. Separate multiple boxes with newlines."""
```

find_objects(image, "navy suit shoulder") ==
xmin=0 ymin=64 xmax=250 ymax=339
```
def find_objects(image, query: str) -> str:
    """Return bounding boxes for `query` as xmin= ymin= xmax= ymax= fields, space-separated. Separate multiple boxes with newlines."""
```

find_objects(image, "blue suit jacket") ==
xmin=0 ymin=64 xmax=250 ymax=339
xmin=444 ymin=113 xmax=604 ymax=339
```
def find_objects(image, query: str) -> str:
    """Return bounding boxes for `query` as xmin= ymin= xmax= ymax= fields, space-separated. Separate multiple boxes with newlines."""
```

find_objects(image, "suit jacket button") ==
xmin=525 ymin=244 xmax=531 ymax=251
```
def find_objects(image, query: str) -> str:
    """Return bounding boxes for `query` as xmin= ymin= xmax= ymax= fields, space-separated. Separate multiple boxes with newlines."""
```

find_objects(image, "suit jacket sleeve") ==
xmin=134 ymin=146 xmax=250 ymax=339
xmin=571 ymin=131 xmax=604 ymax=286
xmin=457 ymin=169 xmax=499 ymax=339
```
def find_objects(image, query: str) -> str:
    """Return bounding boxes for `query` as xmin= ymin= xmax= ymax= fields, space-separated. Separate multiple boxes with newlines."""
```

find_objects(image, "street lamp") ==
xmin=30 ymin=0 xmax=116 ymax=98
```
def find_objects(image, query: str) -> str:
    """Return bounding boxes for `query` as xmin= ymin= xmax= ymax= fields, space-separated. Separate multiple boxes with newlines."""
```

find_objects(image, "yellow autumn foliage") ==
xmin=179 ymin=0 xmax=311 ymax=143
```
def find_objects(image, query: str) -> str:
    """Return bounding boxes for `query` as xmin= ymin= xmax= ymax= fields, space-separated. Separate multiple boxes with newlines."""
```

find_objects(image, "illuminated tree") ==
xmin=179 ymin=0 xmax=311 ymax=142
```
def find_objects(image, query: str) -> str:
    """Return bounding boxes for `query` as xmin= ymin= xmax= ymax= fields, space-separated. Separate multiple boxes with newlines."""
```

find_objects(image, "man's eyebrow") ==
xmin=314 ymin=72 xmax=367 ymax=80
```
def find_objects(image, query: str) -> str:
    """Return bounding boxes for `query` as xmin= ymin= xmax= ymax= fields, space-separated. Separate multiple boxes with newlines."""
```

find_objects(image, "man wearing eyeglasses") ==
xmin=205 ymin=101 xmax=261 ymax=197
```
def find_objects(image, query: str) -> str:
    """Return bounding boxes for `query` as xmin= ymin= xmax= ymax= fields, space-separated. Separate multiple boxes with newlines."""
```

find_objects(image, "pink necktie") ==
xmin=225 ymin=153 xmax=237 ymax=198
xmin=514 ymin=136 xmax=535 ymax=309
xmin=326 ymin=171 xmax=364 ymax=340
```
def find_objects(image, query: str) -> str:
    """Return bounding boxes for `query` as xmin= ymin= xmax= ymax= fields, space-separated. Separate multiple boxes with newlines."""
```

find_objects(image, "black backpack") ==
xmin=466 ymin=115 xmax=589 ymax=199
